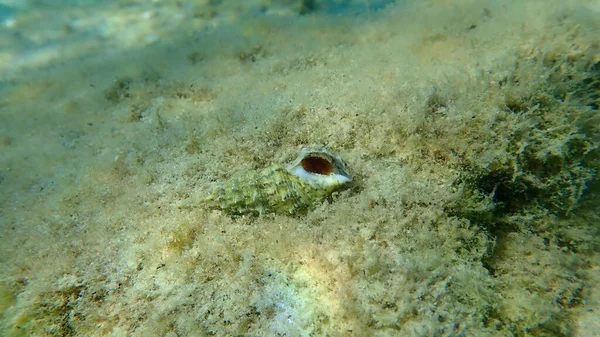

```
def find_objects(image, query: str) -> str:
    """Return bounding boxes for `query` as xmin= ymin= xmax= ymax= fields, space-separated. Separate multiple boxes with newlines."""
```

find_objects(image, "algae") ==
xmin=0 ymin=0 xmax=598 ymax=336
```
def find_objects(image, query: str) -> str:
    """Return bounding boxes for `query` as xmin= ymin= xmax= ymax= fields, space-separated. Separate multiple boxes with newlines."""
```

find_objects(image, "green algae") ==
xmin=0 ymin=1 xmax=598 ymax=336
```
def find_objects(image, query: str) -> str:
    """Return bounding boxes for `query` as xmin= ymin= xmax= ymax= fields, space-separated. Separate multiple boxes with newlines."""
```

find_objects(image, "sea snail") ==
xmin=205 ymin=147 xmax=352 ymax=215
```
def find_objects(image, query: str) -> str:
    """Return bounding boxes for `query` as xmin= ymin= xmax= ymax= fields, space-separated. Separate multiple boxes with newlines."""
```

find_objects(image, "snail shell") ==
xmin=205 ymin=147 xmax=352 ymax=215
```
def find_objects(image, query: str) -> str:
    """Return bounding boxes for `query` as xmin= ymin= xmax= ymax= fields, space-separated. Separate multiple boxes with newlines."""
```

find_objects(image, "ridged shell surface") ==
xmin=205 ymin=148 xmax=352 ymax=215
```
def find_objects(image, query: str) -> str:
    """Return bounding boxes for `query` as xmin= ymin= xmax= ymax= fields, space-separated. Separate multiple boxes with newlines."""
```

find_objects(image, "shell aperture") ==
xmin=287 ymin=148 xmax=352 ymax=186
xmin=205 ymin=147 xmax=352 ymax=215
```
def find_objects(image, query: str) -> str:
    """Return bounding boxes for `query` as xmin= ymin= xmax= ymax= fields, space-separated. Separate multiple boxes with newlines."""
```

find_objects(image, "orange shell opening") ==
xmin=300 ymin=156 xmax=333 ymax=175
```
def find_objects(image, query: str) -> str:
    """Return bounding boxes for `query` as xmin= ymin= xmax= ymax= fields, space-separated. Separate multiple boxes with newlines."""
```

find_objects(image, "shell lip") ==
xmin=287 ymin=147 xmax=352 ymax=183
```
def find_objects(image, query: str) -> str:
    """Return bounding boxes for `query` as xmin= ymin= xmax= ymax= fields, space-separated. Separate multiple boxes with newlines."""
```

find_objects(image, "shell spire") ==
xmin=205 ymin=147 xmax=352 ymax=215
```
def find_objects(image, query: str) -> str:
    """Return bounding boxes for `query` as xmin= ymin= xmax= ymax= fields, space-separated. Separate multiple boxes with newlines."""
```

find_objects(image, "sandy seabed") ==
xmin=1 ymin=0 xmax=599 ymax=336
